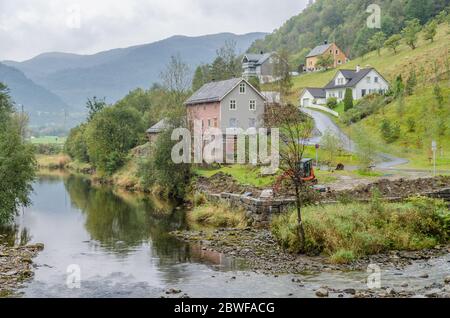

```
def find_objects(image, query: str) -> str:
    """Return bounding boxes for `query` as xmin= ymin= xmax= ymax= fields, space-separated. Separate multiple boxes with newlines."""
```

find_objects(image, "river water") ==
xmin=1 ymin=174 xmax=449 ymax=298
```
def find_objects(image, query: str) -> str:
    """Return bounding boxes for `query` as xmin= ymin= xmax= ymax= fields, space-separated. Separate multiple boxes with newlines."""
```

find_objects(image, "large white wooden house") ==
xmin=300 ymin=66 xmax=390 ymax=107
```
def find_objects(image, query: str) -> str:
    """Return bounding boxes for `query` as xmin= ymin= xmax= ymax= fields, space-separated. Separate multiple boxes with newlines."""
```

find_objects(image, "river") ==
xmin=1 ymin=174 xmax=449 ymax=298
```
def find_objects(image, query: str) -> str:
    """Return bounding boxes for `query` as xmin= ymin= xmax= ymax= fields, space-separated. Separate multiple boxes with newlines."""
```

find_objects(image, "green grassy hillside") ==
xmin=277 ymin=23 xmax=450 ymax=170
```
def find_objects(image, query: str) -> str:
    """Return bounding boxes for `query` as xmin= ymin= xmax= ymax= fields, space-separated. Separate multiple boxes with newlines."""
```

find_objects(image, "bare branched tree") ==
xmin=265 ymin=103 xmax=314 ymax=252
xmin=160 ymin=54 xmax=192 ymax=106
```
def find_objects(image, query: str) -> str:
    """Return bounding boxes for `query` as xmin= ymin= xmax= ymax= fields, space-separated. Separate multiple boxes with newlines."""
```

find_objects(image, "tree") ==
xmin=343 ymin=88 xmax=354 ymax=111
xmin=384 ymin=34 xmax=402 ymax=54
xmin=65 ymin=124 xmax=89 ymax=162
xmin=368 ymin=32 xmax=386 ymax=56
xmin=423 ymin=20 xmax=437 ymax=42
xmin=160 ymin=54 xmax=192 ymax=106
xmin=401 ymin=19 xmax=422 ymax=50
xmin=405 ymin=69 xmax=417 ymax=95
xmin=84 ymin=106 xmax=145 ymax=175
xmin=321 ymin=129 xmax=343 ymax=166
xmin=393 ymin=75 xmax=405 ymax=98
xmin=405 ymin=0 xmax=434 ymax=24
xmin=433 ymin=84 xmax=444 ymax=109
xmin=192 ymin=65 xmax=209 ymax=91
xmin=0 ymin=83 xmax=36 ymax=224
xmin=316 ymin=54 xmax=334 ymax=70
xmin=265 ymin=103 xmax=314 ymax=253
xmin=353 ymin=126 xmax=378 ymax=172
xmin=86 ymin=96 xmax=106 ymax=121
xmin=273 ymin=49 xmax=293 ymax=102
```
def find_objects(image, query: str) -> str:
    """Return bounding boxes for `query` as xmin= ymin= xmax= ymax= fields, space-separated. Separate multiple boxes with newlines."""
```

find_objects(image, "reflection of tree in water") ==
xmin=0 ymin=223 xmax=32 ymax=247
xmin=63 ymin=176 xmax=190 ymax=263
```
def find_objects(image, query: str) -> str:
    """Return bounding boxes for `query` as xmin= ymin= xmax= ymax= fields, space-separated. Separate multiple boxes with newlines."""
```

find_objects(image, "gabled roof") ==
xmin=185 ymin=78 xmax=266 ymax=105
xmin=306 ymin=44 xmax=332 ymax=58
xmin=242 ymin=52 xmax=274 ymax=65
xmin=302 ymin=87 xmax=326 ymax=99
xmin=146 ymin=119 xmax=169 ymax=134
xmin=324 ymin=68 xmax=375 ymax=90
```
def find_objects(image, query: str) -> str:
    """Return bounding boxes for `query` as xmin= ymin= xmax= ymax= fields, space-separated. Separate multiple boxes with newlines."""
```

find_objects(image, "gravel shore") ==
xmin=0 ymin=241 xmax=44 ymax=297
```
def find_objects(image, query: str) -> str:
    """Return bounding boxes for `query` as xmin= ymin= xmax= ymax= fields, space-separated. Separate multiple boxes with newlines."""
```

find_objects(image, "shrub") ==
xmin=380 ymin=119 xmax=401 ymax=144
xmin=343 ymin=88 xmax=354 ymax=111
xmin=326 ymin=97 xmax=338 ymax=109
xmin=271 ymin=196 xmax=449 ymax=263
xmin=341 ymin=94 xmax=387 ymax=125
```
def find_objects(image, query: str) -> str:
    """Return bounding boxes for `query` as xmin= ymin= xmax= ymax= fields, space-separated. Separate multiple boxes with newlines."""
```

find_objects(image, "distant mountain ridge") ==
xmin=0 ymin=63 xmax=69 ymax=114
xmin=3 ymin=32 xmax=267 ymax=111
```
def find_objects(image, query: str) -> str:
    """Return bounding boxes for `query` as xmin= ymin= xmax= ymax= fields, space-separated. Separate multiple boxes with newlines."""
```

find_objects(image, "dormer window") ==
xmin=239 ymin=83 xmax=246 ymax=94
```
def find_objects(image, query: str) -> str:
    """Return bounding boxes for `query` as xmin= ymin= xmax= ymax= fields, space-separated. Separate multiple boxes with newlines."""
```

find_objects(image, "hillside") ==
xmin=4 ymin=32 xmax=266 ymax=110
xmin=279 ymin=23 xmax=450 ymax=170
xmin=0 ymin=63 xmax=70 ymax=126
xmin=249 ymin=0 xmax=449 ymax=67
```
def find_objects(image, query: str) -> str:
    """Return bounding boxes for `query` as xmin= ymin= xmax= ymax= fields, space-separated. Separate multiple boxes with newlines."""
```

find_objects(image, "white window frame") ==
xmin=366 ymin=76 xmax=371 ymax=83
xmin=230 ymin=100 xmax=236 ymax=110
xmin=239 ymin=83 xmax=246 ymax=94
xmin=249 ymin=100 xmax=256 ymax=111
xmin=374 ymin=76 xmax=379 ymax=83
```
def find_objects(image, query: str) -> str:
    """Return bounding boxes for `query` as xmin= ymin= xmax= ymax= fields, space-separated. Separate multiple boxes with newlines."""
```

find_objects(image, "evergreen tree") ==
xmin=343 ymin=88 xmax=354 ymax=111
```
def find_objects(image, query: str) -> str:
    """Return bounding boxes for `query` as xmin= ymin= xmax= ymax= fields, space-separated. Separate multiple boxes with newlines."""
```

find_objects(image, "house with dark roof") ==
xmin=242 ymin=52 xmax=282 ymax=84
xmin=305 ymin=41 xmax=348 ymax=72
xmin=185 ymin=78 xmax=266 ymax=134
xmin=299 ymin=88 xmax=327 ymax=107
xmin=300 ymin=66 xmax=390 ymax=107
xmin=146 ymin=119 xmax=169 ymax=144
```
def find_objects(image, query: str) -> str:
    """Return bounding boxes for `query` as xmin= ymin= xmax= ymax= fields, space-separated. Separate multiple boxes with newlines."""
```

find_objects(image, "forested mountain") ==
xmin=3 ymin=32 xmax=266 ymax=110
xmin=0 ymin=63 xmax=70 ymax=125
xmin=248 ymin=0 xmax=450 ymax=67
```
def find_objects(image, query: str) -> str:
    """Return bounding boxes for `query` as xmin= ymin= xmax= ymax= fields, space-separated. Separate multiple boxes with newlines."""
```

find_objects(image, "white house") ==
xmin=323 ymin=66 xmax=389 ymax=101
xmin=299 ymin=88 xmax=327 ymax=107
xmin=300 ymin=66 xmax=389 ymax=107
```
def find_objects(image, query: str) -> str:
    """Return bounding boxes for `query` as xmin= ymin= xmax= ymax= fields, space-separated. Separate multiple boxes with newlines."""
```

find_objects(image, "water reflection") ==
xmin=0 ymin=174 xmax=245 ymax=297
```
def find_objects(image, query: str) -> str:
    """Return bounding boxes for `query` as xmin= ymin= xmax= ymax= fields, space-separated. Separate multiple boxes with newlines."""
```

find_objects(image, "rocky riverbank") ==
xmin=172 ymin=228 xmax=450 ymax=274
xmin=0 ymin=241 xmax=44 ymax=297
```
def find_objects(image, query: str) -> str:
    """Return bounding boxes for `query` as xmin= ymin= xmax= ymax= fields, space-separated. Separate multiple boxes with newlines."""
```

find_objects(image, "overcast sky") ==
xmin=0 ymin=0 xmax=308 ymax=61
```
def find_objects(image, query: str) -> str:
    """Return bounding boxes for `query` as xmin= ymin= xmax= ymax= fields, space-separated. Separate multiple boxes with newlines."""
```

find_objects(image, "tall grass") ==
xmin=188 ymin=201 xmax=249 ymax=229
xmin=272 ymin=196 xmax=449 ymax=263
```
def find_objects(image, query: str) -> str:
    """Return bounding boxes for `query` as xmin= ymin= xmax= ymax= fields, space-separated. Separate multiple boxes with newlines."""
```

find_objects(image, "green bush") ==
xmin=271 ymin=196 xmax=449 ymax=263
xmin=341 ymin=94 xmax=388 ymax=125
xmin=326 ymin=97 xmax=338 ymax=109
xmin=380 ymin=119 xmax=401 ymax=143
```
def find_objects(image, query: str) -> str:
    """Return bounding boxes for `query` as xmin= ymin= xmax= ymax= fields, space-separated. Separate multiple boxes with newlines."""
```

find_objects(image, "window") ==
xmin=230 ymin=100 xmax=236 ymax=110
xmin=374 ymin=77 xmax=379 ymax=83
xmin=249 ymin=118 xmax=256 ymax=128
xmin=208 ymin=119 xmax=212 ymax=128
xmin=366 ymin=76 xmax=371 ymax=83
xmin=229 ymin=118 xmax=237 ymax=128
xmin=249 ymin=100 xmax=256 ymax=111
xmin=239 ymin=83 xmax=246 ymax=94
xmin=336 ymin=50 xmax=339 ymax=55
xmin=338 ymin=60 xmax=342 ymax=65
xmin=213 ymin=118 xmax=218 ymax=128
xmin=361 ymin=89 xmax=367 ymax=97
xmin=338 ymin=91 xmax=343 ymax=99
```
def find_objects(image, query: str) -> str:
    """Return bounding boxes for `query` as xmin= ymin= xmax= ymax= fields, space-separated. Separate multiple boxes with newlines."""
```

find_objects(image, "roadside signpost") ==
xmin=432 ymin=141 xmax=437 ymax=177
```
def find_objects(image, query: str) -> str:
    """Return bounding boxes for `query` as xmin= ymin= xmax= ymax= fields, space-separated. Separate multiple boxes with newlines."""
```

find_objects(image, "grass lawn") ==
xmin=30 ymin=136 xmax=67 ymax=145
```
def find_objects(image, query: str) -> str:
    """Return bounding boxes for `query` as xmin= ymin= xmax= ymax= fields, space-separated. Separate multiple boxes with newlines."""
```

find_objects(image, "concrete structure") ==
xmin=306 ymin=42 xmax=348 ymax=72
xmin=185 ymin=78 xmax=266 ymax=133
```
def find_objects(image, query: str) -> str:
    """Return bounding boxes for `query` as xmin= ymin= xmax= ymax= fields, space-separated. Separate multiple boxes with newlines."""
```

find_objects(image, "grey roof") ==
xmin=261 ymin=91 xmax=281 ymax=104
xmin=242 ymin=52 xmax=273 ymax=65
xmin=304 ymin=87 xmax=326 ymax=99
xmin=306 ymin=44 xmax=332 ymax=58
xmin=146 ymin=119 xmax=169 ymax=134
xmin=184 ymin=78 xmax=243 ymax=105
xmin=324 ymin=68 xmax=374 ymax=90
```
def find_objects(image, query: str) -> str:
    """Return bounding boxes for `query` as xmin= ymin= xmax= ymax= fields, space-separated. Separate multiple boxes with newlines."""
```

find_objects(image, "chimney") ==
xmin=260 ymin=51 xmax=264 ymax=55
xmin=324 ymin=40 xmax=328 ymax=45
xmin=356 ymin=65 xmax=361 ymax=73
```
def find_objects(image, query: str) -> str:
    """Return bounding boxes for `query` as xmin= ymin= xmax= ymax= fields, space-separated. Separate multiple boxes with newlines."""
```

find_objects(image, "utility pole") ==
xmin=315 ymin=144 xmax=320 ymax=168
